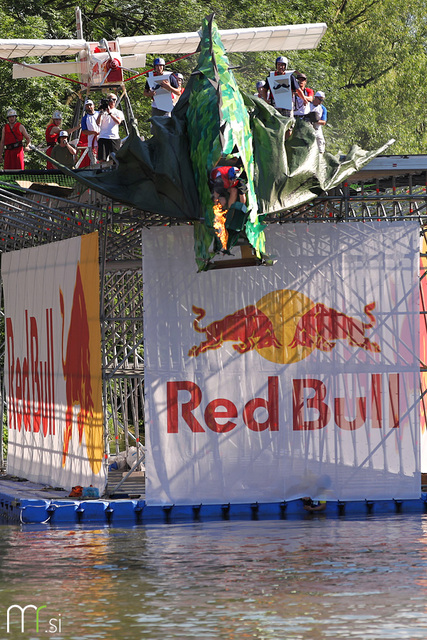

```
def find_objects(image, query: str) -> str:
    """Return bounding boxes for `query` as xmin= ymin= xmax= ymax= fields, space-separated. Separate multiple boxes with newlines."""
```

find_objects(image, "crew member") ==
xmin=293 ymin=72 xmax=314 ymax=117
xmin=259 ymin=56 xmax=308 ymax=117
xmin=144 ymin=57 xmax=180 ymax=117
xmin=0 ymin=109 xmax=31 ymax=170
xmin=210 ymin=166 xmax=247 ymax=209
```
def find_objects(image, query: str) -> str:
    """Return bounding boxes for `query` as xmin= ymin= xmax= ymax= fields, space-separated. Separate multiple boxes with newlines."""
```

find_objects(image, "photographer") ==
xmin=96 ymin=93 xmax=123 ymax=162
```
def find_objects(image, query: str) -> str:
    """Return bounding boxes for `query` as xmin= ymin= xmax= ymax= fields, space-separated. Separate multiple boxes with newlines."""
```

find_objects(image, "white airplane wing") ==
xmin=0 ymin=23 xmax=326 ymax=62
xmin=0 ymin=38 xmax=86 ymax=59
xmin=117 ymin=24 xmax=327 ymax=56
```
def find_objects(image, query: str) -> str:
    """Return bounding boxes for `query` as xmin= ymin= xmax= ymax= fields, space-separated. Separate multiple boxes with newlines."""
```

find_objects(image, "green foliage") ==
xmin=0 ymin=0 xmax=425 ymax=155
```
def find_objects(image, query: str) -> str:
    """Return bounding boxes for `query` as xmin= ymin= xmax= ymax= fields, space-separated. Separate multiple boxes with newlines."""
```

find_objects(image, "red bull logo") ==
xmin=60 ymin=234 xmax=103 ymax=474
xmin=189 ymin=290 xmax=381 ymax=363
xmin=188 ymin=305 xmax=281 ymax=357
xmin=289 ymin=302 xmax=380 ymax=353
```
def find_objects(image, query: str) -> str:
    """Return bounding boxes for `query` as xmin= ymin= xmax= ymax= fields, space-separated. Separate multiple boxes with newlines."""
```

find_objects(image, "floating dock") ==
xmin=1 ymin=474 xmax=426 ymax=526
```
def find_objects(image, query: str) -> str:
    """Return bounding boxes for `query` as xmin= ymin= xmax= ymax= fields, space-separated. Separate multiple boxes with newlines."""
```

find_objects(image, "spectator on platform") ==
xmin=80 ymin=99 xmax=100 ymax=165
xmin=254 ymin=80 xmax=266 ymax=98
xmin=45 ymin=110 xmax=79 ymax=169
xmin=50 ymin=130 xmax=77 ymax=168
xmin=293 ymin=72 xmax=314 ymax=118
xmin=172 ymin=72 xmax=185 ymax=105
xmin=45 ymin=110 xmax=63 ymax=170
xmin=307 ymin=91 xmax=328 ymax=154
xmin=0 ymin=109 xmax=31 ymax=170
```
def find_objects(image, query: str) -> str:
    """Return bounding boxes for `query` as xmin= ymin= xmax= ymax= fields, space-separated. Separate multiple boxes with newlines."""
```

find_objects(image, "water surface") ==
xmin=0 ymin=515 xmax=426 ymax=639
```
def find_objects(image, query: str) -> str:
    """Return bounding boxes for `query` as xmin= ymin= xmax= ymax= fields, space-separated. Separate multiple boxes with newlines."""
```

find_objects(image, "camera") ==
xmin=98 ymin=98 xmax=109 ymax=111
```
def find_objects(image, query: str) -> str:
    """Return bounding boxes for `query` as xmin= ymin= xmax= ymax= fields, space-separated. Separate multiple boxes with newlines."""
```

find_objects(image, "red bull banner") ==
xmin=2 ymin=233 xmax=106 ymax=492
xmin=143 ymin=223 xmax=420 ymax=505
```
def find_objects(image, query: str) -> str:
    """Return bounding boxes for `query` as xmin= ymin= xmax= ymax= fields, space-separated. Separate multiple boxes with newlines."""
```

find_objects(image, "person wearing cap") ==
xmin=96 ymin=93 xmax=124 ymax=162
xmin=259 ymin=56 xmax=308 ymax=117
xmin=50 ymin=130 xmax=77 ymax=168
xmin=254 ymin=80 xmax=266 ymax=98
xmin=45 ymin=110 xmax=79 ymax=169
xmin=143 ymin=57 xmax=180 ymax=117
xmin=293 ymin=72 xmax=314 ymax=118
xmin=172 ymin=72 xmax=185 ymax=106
xmin=308 ymin=91 xmax=328 ymax=153
xmin=0 ymin=109 xmax=31 ymax=170
xmin=80 ymin=99 xmax=100 ymax=165
xmin=45 ymin=110 xmax=63 ymax=169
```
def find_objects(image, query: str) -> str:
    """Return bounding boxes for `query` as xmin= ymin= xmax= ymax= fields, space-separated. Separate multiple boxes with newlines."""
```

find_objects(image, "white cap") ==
xmin=175 ymin=73 xmax=184 ymax=80
xmin=59 ymin=130 xmax=68 ymax=138
xmin=84 ymin=99 xmax=94 ymax=106
xmin=315 ymin=91 xmax=325 ymax=99
xmin=52 ymin=110 xmax=62 ymax=119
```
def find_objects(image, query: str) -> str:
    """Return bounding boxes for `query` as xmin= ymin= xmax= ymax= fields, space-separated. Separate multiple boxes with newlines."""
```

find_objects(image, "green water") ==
xmin=0 ymin=515 xmax=426 ymax=639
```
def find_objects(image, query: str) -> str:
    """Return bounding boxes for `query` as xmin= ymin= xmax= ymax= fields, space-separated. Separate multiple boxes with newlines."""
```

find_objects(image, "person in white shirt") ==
xmin=96 ymin=93 xmax=123 ymax=161
xmin=308 ymin=91 xmax=327 ymax=154
xmin=80 ymin=99 xmax=100 ymax=163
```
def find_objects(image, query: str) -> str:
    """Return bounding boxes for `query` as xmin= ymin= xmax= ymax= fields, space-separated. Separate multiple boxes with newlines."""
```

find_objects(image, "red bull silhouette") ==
xmin=289 ymin=302 xmax=381 ymax=353
xmin=59 ymin=264 xmax=94 ymax=466
xmin=188 ymin=305 xmax=282 ymax=357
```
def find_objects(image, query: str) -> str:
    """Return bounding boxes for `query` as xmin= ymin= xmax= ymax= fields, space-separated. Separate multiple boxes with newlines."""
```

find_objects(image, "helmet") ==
xmin=154 ymin=57 xmax=165 ymax=66
xmin=175 ymin=72 xmax=184 ymax=80
xmin=6 ymin=109 xmax=17 ymax=117
xmin=275 ymin=56 xmax=288 ymax=67
xmin=52 ymin=110 xmax=62 ymax=120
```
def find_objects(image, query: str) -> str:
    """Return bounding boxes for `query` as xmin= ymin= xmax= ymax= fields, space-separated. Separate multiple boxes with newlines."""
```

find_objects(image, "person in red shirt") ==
xmin=0 ymin=109 xmax=31 ymax=170
xmin=45 ymin=110 xmax=63 ymax=169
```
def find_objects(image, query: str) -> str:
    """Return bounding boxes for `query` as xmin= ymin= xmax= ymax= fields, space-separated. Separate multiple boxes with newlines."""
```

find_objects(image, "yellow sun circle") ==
xmin=255 ymin=288 xmax=315 ymax=364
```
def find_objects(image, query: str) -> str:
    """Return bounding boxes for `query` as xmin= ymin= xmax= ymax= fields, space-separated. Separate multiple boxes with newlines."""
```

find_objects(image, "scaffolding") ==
xmin=0 ymin=157 xmax=426 ymax=478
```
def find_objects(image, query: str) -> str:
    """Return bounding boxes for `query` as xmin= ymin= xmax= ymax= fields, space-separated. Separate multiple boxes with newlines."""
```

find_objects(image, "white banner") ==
xmin=2 ymin=233 xmax=106 ymax=492
xmin=143 ymin=223 xmax=420 ymax=505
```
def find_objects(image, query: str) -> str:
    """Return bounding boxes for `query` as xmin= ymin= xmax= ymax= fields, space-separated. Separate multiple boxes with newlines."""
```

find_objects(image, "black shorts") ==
xmin=98 ymin=138 xmax=121 ymax=161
